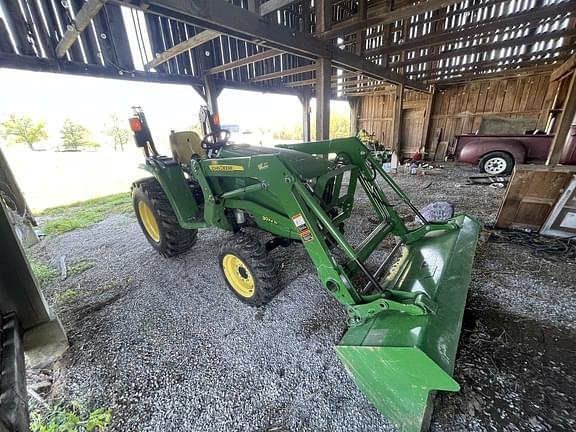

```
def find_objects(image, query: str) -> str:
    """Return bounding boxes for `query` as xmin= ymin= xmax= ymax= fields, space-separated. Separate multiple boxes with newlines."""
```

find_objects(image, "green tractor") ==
xmin=129 ymin=106 xmax=481 ymax=431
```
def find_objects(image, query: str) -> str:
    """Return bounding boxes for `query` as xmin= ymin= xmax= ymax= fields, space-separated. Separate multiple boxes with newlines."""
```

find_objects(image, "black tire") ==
xmin=132 ymin=178 xmax=197 ymax=257
xmin=218 ymin=232 xmax=281 ymax=306
xmin=479 ymin=152 xmax=514 ymax=175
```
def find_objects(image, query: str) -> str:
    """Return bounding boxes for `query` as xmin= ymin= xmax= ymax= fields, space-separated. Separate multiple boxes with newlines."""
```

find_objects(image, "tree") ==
xmin=60 ymin=119 xmax=99 ymax=151
xmin=0 ymin=114 xmax=48 ymax=150
xmin=271 ymin=111 xmax=351 ymax=141
xmin=104 ymin=114 xmax=131 ymax=151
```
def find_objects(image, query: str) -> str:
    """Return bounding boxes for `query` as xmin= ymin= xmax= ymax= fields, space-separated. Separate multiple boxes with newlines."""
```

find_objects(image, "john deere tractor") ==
xmin=129 ymin=106 xmax=481 ymax=431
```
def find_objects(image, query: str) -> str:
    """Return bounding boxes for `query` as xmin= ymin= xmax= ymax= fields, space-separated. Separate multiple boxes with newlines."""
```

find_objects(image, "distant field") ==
xmin=4 ymin=147 xmax=145 ymax=211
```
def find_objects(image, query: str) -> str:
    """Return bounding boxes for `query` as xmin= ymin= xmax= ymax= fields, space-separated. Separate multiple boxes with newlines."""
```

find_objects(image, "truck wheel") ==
xmin=132 ymin=178 xmax=197 ymax=257
xmin=219 ymin=232 xmax=280 ymax=306
xmin=479 ymin=152 xmax=514 ymax=175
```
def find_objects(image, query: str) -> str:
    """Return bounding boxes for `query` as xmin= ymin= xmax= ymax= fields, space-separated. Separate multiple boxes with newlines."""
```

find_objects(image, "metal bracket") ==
xmin=346 ymin=291 xmax=437 ymax=327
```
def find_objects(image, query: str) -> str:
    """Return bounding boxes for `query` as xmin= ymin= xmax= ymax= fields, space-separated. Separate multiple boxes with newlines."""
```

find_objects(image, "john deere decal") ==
xmin=208 ymin=164 xmax=245 ymax=172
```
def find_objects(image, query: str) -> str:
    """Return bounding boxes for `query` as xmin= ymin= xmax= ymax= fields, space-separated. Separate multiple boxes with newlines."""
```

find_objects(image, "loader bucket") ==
xmin=336 ymin=215 xmax=481 ymax=432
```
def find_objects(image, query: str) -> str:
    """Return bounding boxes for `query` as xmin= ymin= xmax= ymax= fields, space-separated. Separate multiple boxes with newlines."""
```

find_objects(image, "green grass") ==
xmin=68 ymin=259 xmax=96 ymax=276
xmin=30 ymin=258 xmax=58 ymax=285
xmin=30 ymin=401 xmax=112 ymax=432
xmin=38 ymin=193 xmax=132 ymax=236
xmin=56 ymin=288 xmax=81 ymax=304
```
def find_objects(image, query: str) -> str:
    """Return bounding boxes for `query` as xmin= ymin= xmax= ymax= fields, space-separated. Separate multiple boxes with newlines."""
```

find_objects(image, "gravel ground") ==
xmin=29 ymin=162 xmax=576 ymax=431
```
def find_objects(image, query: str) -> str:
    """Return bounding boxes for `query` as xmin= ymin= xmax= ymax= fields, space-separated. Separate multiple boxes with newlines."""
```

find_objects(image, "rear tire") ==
xmin=218 ymin=232 xmax=281 ymax=306
xmin=132 ymin=178 xmax=197 ymax=257
xmin=479 ymin=152 xmax=514 ymax=175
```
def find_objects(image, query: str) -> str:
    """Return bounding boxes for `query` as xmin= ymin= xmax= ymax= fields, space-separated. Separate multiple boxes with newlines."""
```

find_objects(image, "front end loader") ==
xmin=128 ymin=107 xmax=481 ymax=431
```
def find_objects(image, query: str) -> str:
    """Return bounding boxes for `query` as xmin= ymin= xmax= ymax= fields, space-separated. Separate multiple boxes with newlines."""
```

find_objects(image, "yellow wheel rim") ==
xmin=138 ymin=200 xmax=160 ymax=243
xmin=222 ymin=254 xmax=255 ymax=298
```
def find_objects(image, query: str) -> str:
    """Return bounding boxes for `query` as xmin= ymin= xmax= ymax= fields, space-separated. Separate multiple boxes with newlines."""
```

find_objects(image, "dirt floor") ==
xmin=28 ymin=162 xmax=576 ymax=431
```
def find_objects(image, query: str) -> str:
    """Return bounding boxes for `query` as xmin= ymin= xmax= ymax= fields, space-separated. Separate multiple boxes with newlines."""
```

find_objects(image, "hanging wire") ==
xmin=487 ymin=228 xmax=576 ymax=261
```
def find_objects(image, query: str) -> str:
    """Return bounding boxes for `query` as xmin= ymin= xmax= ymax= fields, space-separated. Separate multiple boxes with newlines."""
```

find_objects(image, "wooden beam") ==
xmin=145 ymin=30 xmax=220 ymax=70
xmin=249 ymin=63 xmax=316 ymax=82
xmin=56 ymin=0 xmax=107 ymax=58
xmin=547 ymin=71 xmax=576 ymax=166
xmin=321 ymin=0 xmax=465 ymax=39
xmin=260 ymin=0 xmax=299 ymax=16
xmin=551 ymin=54 xmax=576 ymax=82
xmin=316 ymin=57 xmax=331 ymax=140
xmin=131 ymin=0 xmax=428 ymax=91
xmin=206 ymin=49 xmax=282 ymax=75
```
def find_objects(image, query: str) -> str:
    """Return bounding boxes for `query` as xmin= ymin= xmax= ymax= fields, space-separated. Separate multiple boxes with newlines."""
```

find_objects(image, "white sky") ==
xmin=0 ymin=68 xmax=349 ymax=153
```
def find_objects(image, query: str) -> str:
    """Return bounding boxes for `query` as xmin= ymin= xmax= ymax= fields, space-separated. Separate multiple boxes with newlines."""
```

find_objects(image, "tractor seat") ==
xmin=169 ymin=131 xmax=207 ymax=164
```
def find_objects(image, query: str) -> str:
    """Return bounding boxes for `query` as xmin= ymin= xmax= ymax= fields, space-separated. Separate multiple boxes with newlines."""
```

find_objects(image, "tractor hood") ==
xmin=218 ymin=144 xmax=335 ymax=179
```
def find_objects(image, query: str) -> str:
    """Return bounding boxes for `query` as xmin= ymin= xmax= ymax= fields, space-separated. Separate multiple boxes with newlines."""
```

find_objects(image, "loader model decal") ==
xmin=208 ymin=164 xmax=245 ymax=172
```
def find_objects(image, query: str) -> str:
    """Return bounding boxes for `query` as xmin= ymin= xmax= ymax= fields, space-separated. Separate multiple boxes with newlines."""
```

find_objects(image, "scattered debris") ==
xmin=468 ymin=175 xmax=510 ymax=187
xmin=489 ymin=182 xmax=506 ymax=189
xmin=59 ymin=255 xmax=67 ymax=281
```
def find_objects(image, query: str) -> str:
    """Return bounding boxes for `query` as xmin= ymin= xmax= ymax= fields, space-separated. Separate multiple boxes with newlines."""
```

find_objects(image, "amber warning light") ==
xmin=129 ymin=117 xmax=142 ymax=132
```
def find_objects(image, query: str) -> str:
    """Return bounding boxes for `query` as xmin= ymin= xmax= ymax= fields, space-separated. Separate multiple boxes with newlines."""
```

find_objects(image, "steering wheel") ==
xmin=201 ymin=129 xmax=231 ymax=149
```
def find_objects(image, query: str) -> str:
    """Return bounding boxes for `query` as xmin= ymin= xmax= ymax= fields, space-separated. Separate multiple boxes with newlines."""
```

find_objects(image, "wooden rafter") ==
xmin=145 ymin=29 xmax=221 ymax=70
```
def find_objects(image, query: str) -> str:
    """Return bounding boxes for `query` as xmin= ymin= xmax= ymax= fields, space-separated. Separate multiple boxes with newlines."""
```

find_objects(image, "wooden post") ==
xmin=392 ymin=84 xmax=404 ymax=154
xmin=247 ymin=0 xmax=260 ymax=14
xmin=546 ymin=71 xmax=576 ymax=166
xmin=355 ymin=0 xmax=367 ymax=56
xmin=204 ymin=75 xmax=222 ymax=116
xmin=316 ymin=58 xmax=331 ymax=140
xmin=300 ymin=88 xmax=312 ymax=142
xmin=315 ymin=0 xmax=332 ymax=33
xmin=421 ymin=88 xmax=435 ymax=155
xmin=349 ymin=97 xmax=361 ymax=135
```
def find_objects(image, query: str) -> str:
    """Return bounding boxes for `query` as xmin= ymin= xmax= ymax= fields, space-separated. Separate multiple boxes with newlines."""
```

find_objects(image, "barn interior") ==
xmin=1 ymin=0 xmax=575 ymax=431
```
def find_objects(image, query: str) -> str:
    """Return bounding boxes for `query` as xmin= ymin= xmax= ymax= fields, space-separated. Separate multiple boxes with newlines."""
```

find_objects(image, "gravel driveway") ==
xmin=30 ymin=163 xmax=576 ymax=431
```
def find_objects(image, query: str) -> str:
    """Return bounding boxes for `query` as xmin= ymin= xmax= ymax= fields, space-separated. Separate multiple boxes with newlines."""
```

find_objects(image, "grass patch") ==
xmin=31 ymin=401 xmax=112 ymax=432
xmin=30 ymin=258 xmax=58 ymax=286
xmin=56 ymin=288 xmax=81 ymax=304
xmin=68 ymin=259 xmax=96 ymax=276
xmin=39 ymin=193 xmax=132 ymax=236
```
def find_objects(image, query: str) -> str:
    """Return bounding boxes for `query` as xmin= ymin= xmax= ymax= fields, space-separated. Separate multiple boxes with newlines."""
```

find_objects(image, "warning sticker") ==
xmin=292 ymin=213 xmax=313 ymax=242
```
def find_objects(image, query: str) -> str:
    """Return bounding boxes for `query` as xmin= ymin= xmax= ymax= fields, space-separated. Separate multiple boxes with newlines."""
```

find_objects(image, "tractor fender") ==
xmin=134 ymin=159 xmax=205 ymax=230
xmin=458 ymin=139 xmax=527 ymax=165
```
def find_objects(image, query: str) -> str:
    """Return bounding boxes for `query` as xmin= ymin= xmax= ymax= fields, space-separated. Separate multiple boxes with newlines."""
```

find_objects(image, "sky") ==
xmin=0 ymin=68 xmax=350 ymax=153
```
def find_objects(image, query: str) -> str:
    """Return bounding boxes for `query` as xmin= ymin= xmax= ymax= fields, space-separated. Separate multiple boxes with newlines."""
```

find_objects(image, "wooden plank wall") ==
xmin=358 ymin=89 xmax=429 ymax=154
xmin=427 ymin=73 xmax=553 ymax=156
xmin=357 ymin=71 xmax=559 ymax=159
xmin=495 ymin=165 xmax=576 ymax=230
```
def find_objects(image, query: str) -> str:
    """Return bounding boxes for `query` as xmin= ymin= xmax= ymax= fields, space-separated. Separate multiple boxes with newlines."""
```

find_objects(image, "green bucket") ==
xmin=336 ymin=215 xmax=481 ymax=431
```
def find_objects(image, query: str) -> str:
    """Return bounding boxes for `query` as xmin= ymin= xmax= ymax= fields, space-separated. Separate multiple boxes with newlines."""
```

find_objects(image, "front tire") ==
xmin=479 ymin=152 xmax=514 ymax=175
xmin=132 ymin=178 xmax=197 ymax=257
xmin=218 ymin=232 xmax=280 ymax=306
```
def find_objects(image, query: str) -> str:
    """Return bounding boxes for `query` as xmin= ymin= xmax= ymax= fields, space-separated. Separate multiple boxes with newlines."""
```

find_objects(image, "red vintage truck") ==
xmin=453 ymin=126 xmax=576 ymax=175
